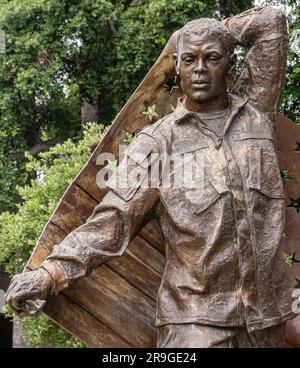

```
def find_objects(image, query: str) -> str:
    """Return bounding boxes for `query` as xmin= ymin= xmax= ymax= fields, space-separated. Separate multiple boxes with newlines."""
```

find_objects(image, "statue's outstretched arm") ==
xmin=5 ymin=133 xmax=159 ymax=316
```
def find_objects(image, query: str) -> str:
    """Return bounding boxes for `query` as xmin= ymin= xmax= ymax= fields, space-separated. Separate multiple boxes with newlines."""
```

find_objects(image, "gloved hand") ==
xmin=5 ymin=268 xmax=54 ymax=317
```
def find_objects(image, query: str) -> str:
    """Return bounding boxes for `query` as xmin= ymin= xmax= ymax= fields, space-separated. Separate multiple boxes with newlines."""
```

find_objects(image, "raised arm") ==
xmin=5 ymin=133 xmax=159 ymax=315
xmin=223 ymin=6 xmax=288 ymax=113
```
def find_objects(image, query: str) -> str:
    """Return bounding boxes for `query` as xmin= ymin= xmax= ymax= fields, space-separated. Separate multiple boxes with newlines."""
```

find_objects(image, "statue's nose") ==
xmin=194 ymin=58 xmax=207 ymax=73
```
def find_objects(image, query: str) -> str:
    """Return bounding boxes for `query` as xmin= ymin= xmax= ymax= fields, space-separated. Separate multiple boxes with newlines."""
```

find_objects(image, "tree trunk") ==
xmin=81 ymin=98 xmax=99 ymax=126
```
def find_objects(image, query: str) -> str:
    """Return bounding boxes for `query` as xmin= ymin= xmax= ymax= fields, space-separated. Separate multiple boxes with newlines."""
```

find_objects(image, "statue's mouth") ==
xmin=192 ymin=80 xmax=210 ymax=88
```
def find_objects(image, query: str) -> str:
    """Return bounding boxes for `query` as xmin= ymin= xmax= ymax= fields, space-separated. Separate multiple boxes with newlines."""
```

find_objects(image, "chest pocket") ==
xmin=171 ymin=142 xmax=229 ymax=215
xmin=232 ymin=132 xmax=284 ymax=199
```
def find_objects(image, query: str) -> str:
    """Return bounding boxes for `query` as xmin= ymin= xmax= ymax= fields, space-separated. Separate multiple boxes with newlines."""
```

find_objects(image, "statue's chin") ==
xmin=189 ymin=95 xmax=220 ymax=106
xmin=186 ymin=90 xmax=229 ymax=107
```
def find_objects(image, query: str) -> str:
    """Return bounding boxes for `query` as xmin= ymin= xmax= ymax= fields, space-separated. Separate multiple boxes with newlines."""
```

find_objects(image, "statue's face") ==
xmin=175 ymin=33 xmax=233 ymax=105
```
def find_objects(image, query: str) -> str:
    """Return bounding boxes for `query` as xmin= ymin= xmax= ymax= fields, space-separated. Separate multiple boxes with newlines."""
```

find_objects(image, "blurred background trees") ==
xmin=0 ymin=0 xmax=298 ymax=347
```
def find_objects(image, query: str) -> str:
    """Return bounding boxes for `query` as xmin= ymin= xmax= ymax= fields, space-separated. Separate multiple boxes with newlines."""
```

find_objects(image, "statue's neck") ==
xmin=183 ymin=93 xmax=230 ymax=113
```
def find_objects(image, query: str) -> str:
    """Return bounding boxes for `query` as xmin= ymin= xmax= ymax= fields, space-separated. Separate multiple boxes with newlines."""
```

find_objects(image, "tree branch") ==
xmin=29 ymin=138 xmax=60 ymax=155
xmin=108 ymin=19 xmax=117 ymax=37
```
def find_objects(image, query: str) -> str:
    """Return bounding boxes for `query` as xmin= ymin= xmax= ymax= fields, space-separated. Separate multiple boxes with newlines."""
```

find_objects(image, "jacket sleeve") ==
xmin=41 ymin=133 xmax=160 ymax=294
xmin=223 ymin=6 xmax=288 ymax=114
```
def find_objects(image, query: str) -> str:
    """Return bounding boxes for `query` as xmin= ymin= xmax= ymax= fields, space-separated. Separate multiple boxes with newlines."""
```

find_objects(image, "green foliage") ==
xmin=143 ymin=104 xmax=159 ymax=122
xmin=123 ymin=132 xmax=135 ymax=144
xmin=218 ymin=0 xmax=254 ymax=17
xmin=0 ymin=122 xmax=107 ymax=274
xmin=281 ymin=169 xmax=292 ymax=184
xmin=288 ymin=197 xmax=300 ymax=213
xmin=283 ymin=252 xmax=300 ymax=268
xmin=283 ymin=3 xmax=300 ymax=124
xmin=0 ymin=123 xmax=107 ymax=347
xmin=0 ymin=1 xmax=76 ymax=211
xmin=0 ymin=0 xmax=119 ymax=212
xmin=19 ymin=315 xmax=85 ymax=348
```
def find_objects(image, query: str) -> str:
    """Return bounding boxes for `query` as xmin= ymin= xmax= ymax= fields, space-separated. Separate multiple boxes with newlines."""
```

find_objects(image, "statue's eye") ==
xmin=208 ymin=56 xmax=221 ymax=63
xmin=183 ymin=57 xmax=194 ymax=64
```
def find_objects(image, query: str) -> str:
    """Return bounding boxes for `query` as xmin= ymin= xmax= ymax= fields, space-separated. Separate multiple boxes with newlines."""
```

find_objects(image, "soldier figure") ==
xmin=6 ymin=7 xmax=296 ymax=347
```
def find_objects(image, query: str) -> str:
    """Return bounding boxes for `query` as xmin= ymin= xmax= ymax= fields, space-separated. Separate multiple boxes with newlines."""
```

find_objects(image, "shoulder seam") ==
xmin=142 ymin=114 xmax=173 ymax=135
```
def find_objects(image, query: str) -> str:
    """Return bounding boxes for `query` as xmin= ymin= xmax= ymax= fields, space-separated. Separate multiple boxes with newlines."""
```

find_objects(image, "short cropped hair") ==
xmin=176 ymin=18 xmax=235 ymax=56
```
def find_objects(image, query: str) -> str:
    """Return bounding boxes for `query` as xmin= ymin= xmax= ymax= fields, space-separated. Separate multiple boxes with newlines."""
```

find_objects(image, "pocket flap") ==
xmin=173 ymin=141 xmax=209 ymax=154
xmin=184 ymin=186 xmax=222 ymax=215
xmin=232 ymin=131 xmax=273 ymax=141
xmin=248 ymin=146 xmax=284 ymax=199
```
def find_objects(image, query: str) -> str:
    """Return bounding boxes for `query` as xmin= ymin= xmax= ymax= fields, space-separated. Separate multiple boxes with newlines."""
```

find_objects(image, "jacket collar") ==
xmin=173 ymin=93 xmax=248 ymax=125
xmin=173 ymin=93 xmax=248 ymax=149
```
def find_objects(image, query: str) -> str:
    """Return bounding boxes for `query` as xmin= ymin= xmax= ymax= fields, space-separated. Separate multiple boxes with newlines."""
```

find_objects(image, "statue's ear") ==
xmin=173 ymin=53 xmax=179 ymax=74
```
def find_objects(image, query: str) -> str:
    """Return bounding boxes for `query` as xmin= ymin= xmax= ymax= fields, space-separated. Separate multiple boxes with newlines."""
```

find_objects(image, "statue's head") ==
xmin=174 ymin=18 xmax=236 ymax=108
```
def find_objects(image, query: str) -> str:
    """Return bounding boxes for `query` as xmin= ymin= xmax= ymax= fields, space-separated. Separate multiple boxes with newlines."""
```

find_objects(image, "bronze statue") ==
xmin=5 ymin=6 xmax=297 ymax=347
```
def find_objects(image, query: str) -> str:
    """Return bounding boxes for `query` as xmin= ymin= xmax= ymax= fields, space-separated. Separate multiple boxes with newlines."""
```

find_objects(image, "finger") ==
xmin=23 ymin=301 xmax=41 ymax=317
xmin=19 ymin=303 xmax=35 ymax=317
xmin=18 ymin=310 xmax=28 ymax=318
xmin=18 ymin=299 xmax=45 ymax=318
xmin=10 ymin=295 xmax=23 ymax=312
xmin=4 ymin=281 xmax=18 ymax=304
xmin=18 ymin=309 xmax=36 ymax=318
xmin=6 ymin=281 xmax=33 ymax=305
xmin=4 ymin=287 xmax=15 ymax=306
xmin=6 ymin=273 xmax=26 ymax=292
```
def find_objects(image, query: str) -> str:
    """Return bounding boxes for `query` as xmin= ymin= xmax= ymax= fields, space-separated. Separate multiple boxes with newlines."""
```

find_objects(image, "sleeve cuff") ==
xmin=41 ymin=259 xmax=69 ymax=295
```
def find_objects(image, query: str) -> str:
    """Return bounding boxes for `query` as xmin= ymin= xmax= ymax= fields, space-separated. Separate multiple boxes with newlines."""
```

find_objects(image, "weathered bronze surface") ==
xmin=6 ymin=6 xmax=300 ymax=347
